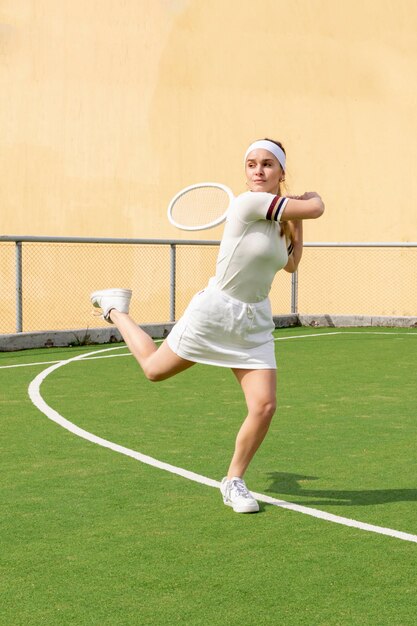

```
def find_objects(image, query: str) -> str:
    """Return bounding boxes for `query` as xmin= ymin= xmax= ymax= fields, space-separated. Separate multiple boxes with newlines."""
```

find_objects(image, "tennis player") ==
xmin=91 ymin=138 xmax=324 ymax=513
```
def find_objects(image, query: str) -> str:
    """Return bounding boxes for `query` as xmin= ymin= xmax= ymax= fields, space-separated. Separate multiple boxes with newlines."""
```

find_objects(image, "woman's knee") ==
xmin=252 ymin=397 xmax=276 ymax=422
xmin=143 ymin=365 xmax=166 ymax=382
xmin=142 ymin=354 xmax=195 ymax=382
xmin=264 ymin=399 xmax=277 ymax=420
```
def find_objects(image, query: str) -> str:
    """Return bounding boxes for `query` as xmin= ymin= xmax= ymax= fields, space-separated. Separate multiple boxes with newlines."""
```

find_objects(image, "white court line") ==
xmin=0 ymin=353 xmax=131 ymax=369
xmin=0 ymin=359 xmax=64 ymax=370
xmin=1 ymin=340 xmax=167 ymax=370
xmin=3 ymin=330 xmax=416 ymax=370
xmin=27 ymin=340 xmax=417 ymax=544
xmin=274 ymin=330 xmax=417 ymax=341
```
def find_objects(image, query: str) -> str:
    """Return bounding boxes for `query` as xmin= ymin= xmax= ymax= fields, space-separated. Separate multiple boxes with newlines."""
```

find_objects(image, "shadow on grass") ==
xmin=265 ymin=472 xmax=417 ymax=506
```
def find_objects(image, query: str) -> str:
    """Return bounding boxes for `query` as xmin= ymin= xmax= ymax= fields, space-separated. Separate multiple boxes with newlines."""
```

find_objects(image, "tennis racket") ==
xmin=167 ymin=182 xmax=235 ymax=231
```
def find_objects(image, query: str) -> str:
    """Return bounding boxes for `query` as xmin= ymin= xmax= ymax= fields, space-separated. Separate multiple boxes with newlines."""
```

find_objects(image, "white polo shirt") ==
xmin=214 ymin=191 xmax=289 ymax=303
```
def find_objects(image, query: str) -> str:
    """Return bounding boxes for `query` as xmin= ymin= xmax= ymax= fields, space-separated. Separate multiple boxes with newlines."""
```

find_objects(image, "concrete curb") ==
xmin=0 ymin=323 xmax=174 ymax=352
xmin=273 ymin=315 xmax=300 ymax=328
xmin=298 ymin=314 xmax=417 ymax=328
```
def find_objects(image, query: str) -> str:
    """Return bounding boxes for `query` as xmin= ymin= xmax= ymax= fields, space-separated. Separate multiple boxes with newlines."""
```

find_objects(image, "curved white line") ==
xmin=4 ymin=330 xmax=416 ymax=370
xmin=28 ymin=343 xmax=417 ymax=544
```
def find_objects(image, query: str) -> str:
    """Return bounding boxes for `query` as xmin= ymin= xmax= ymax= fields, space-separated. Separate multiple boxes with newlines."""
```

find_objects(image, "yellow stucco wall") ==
xmin=2 ymin=0 xmax=417 ymax=241
xmin=1 ymin=1 xmax=416 ymax=329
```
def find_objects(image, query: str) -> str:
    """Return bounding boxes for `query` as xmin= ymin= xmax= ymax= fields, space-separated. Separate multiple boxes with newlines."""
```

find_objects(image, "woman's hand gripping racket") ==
xmin=167 ymin=182 xmax=235 ymax=231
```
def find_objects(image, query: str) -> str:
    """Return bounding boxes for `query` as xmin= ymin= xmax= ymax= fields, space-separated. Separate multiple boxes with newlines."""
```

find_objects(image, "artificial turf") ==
xmin=1 ymin=327 xmax=416 ymax=625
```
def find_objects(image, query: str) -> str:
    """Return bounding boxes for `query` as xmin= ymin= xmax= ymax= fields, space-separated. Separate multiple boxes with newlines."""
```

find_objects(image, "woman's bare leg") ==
xmin=110 ymin=310 xmax=195 ymax=381
xmin=227 ymin=368 xmax=277 ymax=478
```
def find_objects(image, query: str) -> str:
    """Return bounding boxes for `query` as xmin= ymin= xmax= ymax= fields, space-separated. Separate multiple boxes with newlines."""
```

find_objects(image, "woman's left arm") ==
xmin=283 ymin=220 xmax=303 ymax=273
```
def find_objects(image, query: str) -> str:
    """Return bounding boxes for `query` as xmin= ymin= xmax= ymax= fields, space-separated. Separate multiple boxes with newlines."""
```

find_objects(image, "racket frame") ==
xmin=167 ymin=182 xmax=235 ymax=231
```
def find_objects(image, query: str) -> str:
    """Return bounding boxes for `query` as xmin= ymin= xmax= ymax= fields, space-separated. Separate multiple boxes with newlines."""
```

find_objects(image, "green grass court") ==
xmin=1 ymin=327 xmax=416 ymax=625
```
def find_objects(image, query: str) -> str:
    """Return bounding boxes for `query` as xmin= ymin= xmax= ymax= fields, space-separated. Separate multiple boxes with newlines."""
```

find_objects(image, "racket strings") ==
xmin=170 ymin=186 xmax=230 ymax=228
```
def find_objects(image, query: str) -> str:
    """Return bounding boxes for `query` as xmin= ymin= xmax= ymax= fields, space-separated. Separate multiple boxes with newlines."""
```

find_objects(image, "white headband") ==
xmin=244 ymin=140 xmax=286 ymax=171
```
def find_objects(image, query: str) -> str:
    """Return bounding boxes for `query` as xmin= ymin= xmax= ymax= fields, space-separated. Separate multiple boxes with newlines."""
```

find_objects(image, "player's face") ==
xmin=245 ymin=149 xmax=283 ymax=194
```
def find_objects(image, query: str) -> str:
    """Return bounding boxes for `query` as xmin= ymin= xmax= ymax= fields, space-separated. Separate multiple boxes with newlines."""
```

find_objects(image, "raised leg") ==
xmin=109 ymin=310 xmax=195 ymax=381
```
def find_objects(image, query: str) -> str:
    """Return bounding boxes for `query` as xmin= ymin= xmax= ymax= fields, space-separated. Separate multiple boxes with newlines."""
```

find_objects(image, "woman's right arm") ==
xmin=281 ymin=192 xmax=325 ymax=221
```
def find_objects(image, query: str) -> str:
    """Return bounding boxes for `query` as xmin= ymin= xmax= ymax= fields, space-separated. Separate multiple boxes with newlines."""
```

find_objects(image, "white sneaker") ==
xmin=90 ymin=288 xmax=132 ymax=323
xmin=220 ymin=476 xmax=259 ymax=513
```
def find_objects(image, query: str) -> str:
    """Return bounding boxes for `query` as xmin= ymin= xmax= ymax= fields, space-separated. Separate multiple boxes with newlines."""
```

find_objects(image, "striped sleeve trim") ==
xmin=287 ymin=241 xmax=294 ymax=255
xmin=266 ymin=196 xmax=279 ymax=220
xmin=266 ymin=196 xmax=289 ymax=222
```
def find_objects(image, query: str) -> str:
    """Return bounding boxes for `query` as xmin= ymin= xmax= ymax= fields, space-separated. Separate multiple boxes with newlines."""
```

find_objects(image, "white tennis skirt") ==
xmin=167 ymin=281 xmax=276 ymax=369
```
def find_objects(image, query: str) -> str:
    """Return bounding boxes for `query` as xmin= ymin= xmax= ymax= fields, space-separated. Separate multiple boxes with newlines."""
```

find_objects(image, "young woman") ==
xmin=91 ymin=138 xmax=324 ymax=513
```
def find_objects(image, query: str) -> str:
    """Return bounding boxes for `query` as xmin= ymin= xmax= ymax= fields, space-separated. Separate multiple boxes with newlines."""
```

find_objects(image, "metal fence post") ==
xmin=16 ymin=241 xmax=23 ymax=332
xmin=170 ymin=243 xmax=176 ymax=322
xmin=291 ymin=270 xmax=298 ymax=314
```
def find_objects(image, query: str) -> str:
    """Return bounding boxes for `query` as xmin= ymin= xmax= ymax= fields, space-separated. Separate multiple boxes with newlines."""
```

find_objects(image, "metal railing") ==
xmin=1 ymin=235 xmax=222 ymax=333
xmin=1 ymin=236 xmax=416 ymax=334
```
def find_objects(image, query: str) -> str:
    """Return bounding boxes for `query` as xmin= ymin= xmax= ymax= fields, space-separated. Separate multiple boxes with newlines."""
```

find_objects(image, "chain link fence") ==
xmin=0 ymin=237 xmax=416 ymax=335
xmin=300 ymin=243 xmax=417 ymax=318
